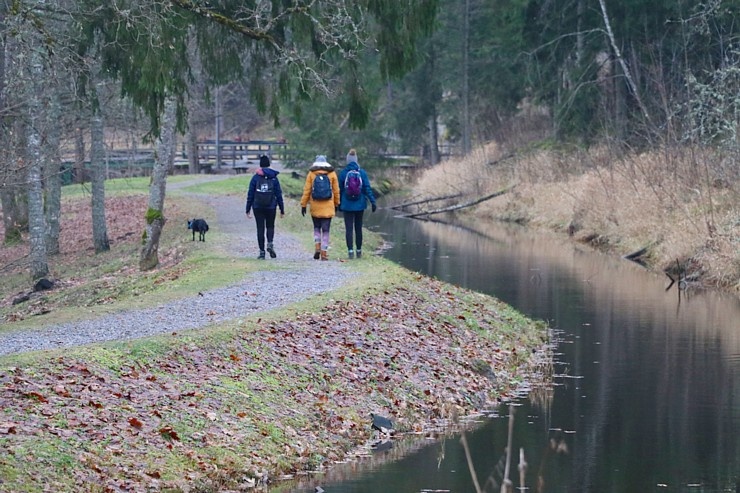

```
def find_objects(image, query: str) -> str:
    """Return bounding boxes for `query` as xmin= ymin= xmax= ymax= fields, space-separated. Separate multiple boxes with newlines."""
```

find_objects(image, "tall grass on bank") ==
xmin=411 ymin=143 xmax=739 ymax=292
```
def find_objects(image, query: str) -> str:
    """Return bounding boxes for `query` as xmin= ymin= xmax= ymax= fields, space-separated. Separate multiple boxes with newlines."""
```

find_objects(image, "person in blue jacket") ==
xmin=246 ymin=155 xmax=285 ymax=259
xmin=338 ymin=149 xmax=377 ymax=259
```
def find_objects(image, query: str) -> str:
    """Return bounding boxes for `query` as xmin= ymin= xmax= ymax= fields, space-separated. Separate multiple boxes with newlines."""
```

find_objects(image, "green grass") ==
xmin=176 ymin=172 xmax=306 ymax=198
xmin=61 ymin=175 xmax=198 ymax=198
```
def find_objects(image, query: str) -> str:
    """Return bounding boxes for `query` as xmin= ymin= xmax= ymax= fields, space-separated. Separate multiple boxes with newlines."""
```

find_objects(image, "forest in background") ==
xmin=0 ymin=0 xmax=738 ymax=287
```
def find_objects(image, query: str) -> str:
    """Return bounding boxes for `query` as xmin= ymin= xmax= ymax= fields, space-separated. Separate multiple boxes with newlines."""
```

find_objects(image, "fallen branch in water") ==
xmin=624 ymin=241 xmax=659 ymax=264
xmin=402 ymin=184 xmax=517 ymax=218
xmin=389 ymin=193 xmax=463 ymax=210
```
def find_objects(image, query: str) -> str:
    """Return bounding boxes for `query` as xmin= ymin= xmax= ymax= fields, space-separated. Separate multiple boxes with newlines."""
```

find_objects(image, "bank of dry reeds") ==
xmin=411 ymin=142 xmax=739 ymax=293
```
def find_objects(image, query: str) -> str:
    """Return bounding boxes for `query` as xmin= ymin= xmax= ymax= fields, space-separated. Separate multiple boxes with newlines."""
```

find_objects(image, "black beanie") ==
xmin=259 ymin=155 xmax=270 ymax=167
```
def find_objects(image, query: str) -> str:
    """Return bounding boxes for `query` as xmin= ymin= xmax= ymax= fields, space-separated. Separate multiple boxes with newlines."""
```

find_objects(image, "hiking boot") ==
xmin=314 ymin=242 xmax=321 ymax=260
xmin=320 ymin=250 xmax=328 ymax=261
xmin=266 ymin=242 xmax=276 ymax=258
xmin=356 ymin=250 xmax=362 ymax=259
xmin=258 ymin=250 xmax=266 ymax=259
xmin=348 ymin=249 xmax=354 ymax=259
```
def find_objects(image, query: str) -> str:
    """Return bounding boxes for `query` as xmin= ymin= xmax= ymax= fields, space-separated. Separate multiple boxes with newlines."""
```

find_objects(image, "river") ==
xmin=286 ymin=211 xmax=740 ymax=493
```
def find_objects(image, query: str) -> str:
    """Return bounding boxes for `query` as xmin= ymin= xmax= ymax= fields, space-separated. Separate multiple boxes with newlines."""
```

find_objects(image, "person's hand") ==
xmin=280 ymin=211 xmax=285 ymax=218
xmin=301 ymin=206 xmax=306 ymax=217
xmin=246 ymin=211 xmax=251 ymax=218
xmin=371 ymin=203 xmax=377 ymax=212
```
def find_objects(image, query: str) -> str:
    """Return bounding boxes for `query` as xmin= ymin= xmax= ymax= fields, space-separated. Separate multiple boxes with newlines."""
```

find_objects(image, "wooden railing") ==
xmin=194 ymin=140 xmax=289 ymax=170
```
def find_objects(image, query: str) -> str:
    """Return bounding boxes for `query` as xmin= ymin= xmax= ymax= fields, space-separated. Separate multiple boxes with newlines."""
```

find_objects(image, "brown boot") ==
xmin=313 ymin=242 xmax=321 ymax=260
xmin=320 ymin=250 xmax=328 ymax=261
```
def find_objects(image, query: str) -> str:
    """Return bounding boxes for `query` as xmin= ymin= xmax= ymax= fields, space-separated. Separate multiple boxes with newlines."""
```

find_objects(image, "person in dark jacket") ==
xmin=338 ymin=150 xmax=376 ymax=259
xmin=246 ymin=155 xmax=285 ymax=259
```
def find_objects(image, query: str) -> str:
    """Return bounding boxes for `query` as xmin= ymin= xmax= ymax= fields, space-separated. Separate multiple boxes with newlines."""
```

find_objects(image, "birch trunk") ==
xmin=597 ymin=0 xmax=651 ymax=125
xmin=140 ymin=97 xmax=177 ymax=271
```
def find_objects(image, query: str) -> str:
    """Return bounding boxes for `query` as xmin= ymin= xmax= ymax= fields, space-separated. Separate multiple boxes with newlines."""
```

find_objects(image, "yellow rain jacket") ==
xmin=300 ymin=160 xmax=340 ymax=218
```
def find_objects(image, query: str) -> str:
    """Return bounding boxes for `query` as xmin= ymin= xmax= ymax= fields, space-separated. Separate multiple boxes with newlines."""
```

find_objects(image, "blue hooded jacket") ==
xmin=338 ymin=161 xmax=376 ymax=212
xmin=246 ymin=167 xmax=285 ymax=213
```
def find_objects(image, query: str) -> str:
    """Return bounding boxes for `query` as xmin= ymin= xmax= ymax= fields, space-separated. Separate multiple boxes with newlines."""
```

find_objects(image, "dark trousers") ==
xmin=343 ymin=210 xmax=364 ymax=251
xmin=253 ymin=208 xmax=276 ymax=251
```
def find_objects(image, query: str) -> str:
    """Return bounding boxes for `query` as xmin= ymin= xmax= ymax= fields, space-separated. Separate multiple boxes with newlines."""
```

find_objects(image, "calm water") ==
xmin=285 ymin=212 xmax=740 ymax=493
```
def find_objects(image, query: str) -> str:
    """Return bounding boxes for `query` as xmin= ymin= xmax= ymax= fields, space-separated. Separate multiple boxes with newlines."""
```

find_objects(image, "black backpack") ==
xmin=311 ymin=174 xmax=332 ymax=200
xmin=254 ymin=175 xmax=275 ymax=207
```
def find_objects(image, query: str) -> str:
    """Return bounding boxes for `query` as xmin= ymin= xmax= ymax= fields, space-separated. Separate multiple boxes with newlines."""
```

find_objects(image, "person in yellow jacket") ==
xmin=300 ymin=155 xmax=341 ymax=260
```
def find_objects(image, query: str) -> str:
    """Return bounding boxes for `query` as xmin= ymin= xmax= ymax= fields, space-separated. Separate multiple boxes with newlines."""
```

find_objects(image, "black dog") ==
xmin=187 ymin=218 xmax=209 ymax=241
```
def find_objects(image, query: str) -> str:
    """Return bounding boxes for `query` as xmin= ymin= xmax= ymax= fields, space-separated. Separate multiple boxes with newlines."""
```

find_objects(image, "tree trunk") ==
xmin=26 ymin=44 xmax=48 ymax=280
xmin=44 ymin=93 xmax=63 ymax=255
xmin=74 ymin=125 xmax=86 ymax=184
xmin=0 ymin=189 xmax=23 ymax=244
xmin=186 ymin=100 xmax=200 ymax=175
xmin=429 ymin=111 xmax=439 ymax=165
xmin=0 ymin=4 xmax=23 ymax=245
xmin=187 ymin=127 xmax=198 ymax=174
xmin=1 ymin=126 xmax=26 ymax=244
xmin=140 ymin=97 xmax=177 ymax=271
xmin=576 ymin=0 xmax=585 ymax=65
xmin=597 ymin=0 xmax=651 ymax=125
xmin=461 ymin=0 xmax=472 ymax=155
xmin=90 ymin=89 xmax=110 ymax=253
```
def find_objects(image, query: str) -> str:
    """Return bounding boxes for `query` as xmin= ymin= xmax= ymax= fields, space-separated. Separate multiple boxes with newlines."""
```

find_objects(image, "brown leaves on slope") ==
xmin=0 ymin=276 xmax=544 ymax=492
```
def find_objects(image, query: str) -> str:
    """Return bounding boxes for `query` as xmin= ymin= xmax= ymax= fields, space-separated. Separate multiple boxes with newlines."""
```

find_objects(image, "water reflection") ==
xmin=282 ymin=212 xmax=740 ymax=492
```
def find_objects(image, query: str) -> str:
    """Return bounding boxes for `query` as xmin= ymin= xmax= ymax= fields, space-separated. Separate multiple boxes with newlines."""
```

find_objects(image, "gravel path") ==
xmin=0 ymin=175 xmax=359 ymax=356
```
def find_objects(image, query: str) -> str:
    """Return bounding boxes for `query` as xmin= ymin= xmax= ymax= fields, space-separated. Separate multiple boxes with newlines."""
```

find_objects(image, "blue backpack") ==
xmin=311 ymin=174 xmax=332 ymax=200
xmin=344 ymin=169 xmax=363 ymax=200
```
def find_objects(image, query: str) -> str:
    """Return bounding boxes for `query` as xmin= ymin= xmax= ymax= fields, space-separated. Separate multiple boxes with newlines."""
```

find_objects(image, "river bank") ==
xmin=405 ymin=142 xmax=739 ymax=295
xmin=0 ymin=176 xmax=550 ymax=492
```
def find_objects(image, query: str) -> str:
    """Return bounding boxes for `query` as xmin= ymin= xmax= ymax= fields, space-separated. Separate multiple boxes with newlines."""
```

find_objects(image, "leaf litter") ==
xmin=0 ymin=274 xmax=549 ymax=492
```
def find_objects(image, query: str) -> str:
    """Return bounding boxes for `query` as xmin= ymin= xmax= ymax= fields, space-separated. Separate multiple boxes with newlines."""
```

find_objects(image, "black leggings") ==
xmin=253 ymin=208 xmax=276 ymax=251
xmin=343 ymin=210 xmax=364 ymax=251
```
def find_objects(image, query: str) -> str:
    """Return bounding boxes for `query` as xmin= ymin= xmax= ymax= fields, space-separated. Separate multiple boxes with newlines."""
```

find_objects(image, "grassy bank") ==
xmin=410 ymin=142 xmax=739 ymax=294
xmin=0 ymin=176 xmax=550 ymax=492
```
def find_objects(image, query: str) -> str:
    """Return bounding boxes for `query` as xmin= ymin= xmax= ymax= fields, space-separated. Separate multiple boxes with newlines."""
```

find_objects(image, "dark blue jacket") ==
xmin=246 ymin=168 xmax=285 ymax=213
xmin=338 ymin=162 xmax=376 ymax=212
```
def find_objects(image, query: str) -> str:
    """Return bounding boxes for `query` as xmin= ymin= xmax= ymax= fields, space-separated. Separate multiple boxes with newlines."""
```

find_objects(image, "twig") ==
xmin=501 ymin=405 xmax=515 ymax=493
xmin=460 ymin=432 xmax=483 ymax=493
xmin=518 ymin=448 xmax=527 ymax=489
